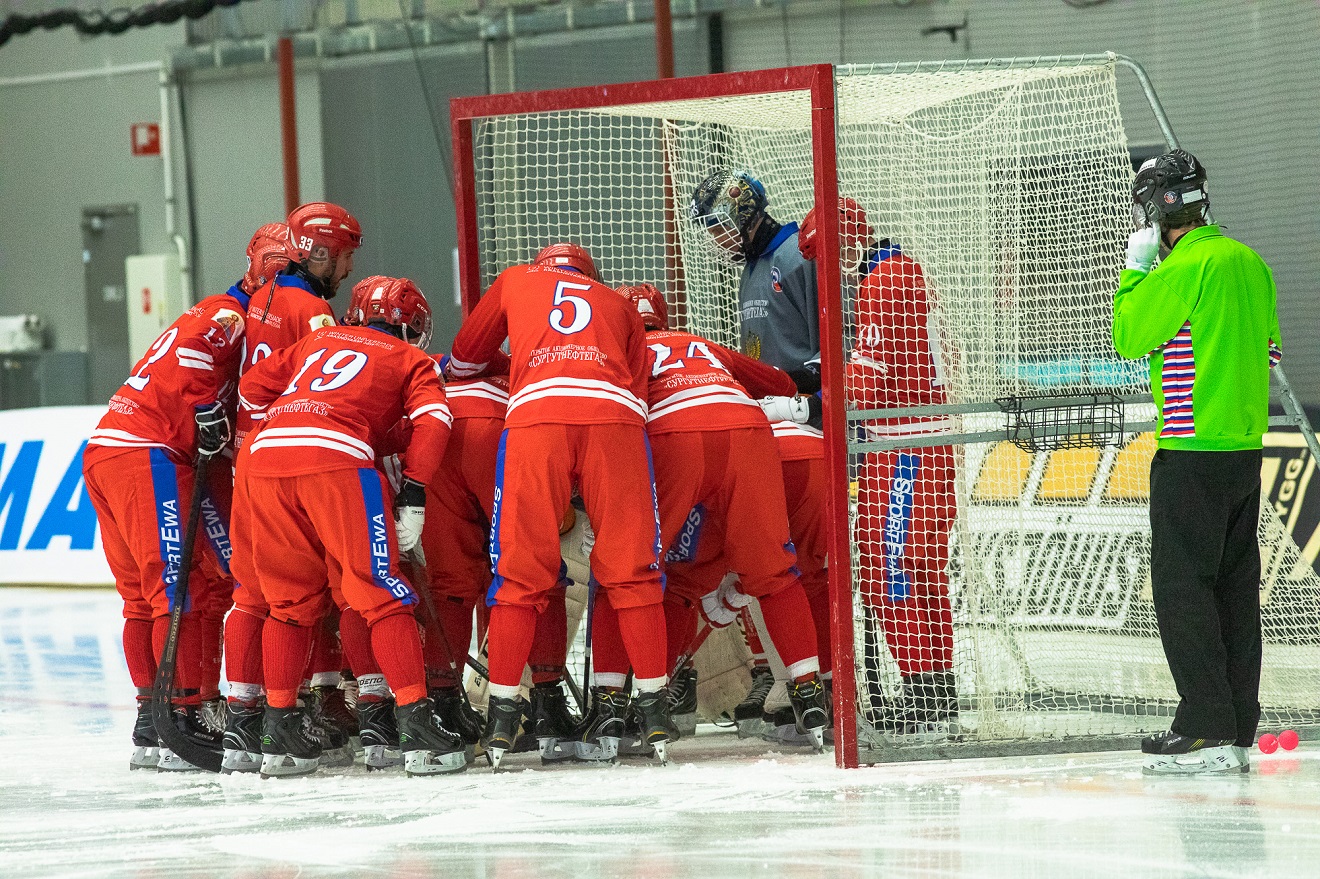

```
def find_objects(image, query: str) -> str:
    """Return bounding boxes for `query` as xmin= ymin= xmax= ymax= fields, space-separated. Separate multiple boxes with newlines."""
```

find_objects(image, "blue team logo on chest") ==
xmin=770 ymin=267 xmax=783 ymax=293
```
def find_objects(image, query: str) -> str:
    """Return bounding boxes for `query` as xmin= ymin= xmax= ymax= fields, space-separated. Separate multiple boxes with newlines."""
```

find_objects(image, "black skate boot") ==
xmin=358 ymin=698 xmax=403 ymax=770
xmin=158 ymin=704 xmax=225 ymax=772
xmin=431 ymin=685 xmax=484 ymax=745
xmin=632 ymin=689 xmax=680 ymax=763
xmin=130 ymin=700 xmax=160 ymax=771
xmin=1141 ymin=730 xmax=1246 ymax=775
xmin=313 ymin=683 xmax=359 ymax=740
xmin=259 ymin=705 xmax=323 ymax=778
xmin=786 ymin=675 xmax=830 ymax=752
xmin=573 ymin=688 xmax=630 ymax=762
xmin=734 ymin=665 xmax=775 ymax=738
xmin=884 ymin=671 xmax=960 ymax=740
xmin=221 ymin=702 xmax=264 ymax=774
xmin=667 ymin=665 xmax=699 ymax=737
xmin=397 ymin=697 xmax=467 ymax=776
xmin=480 ymin=695 xmax=525 ymax=770
xmin=305 ymin=692 xmax=355 ymax=768
xmin=527 ymin=681 xmax=580 ymax=762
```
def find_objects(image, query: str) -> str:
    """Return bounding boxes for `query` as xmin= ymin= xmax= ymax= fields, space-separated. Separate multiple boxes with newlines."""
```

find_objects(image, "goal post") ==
xmin=449 ymin=56 xmax=1320 ymax=770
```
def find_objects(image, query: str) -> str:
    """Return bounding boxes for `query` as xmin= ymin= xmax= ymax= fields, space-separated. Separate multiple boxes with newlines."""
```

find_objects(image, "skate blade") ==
xmin=130 ymin=746 xmax=160 ymax=770
xmin=617 ymin=735 xmax=657 ymax=759
xmin=405 ymin=749 xmax=468 ymax=776
xmin=538 ymin=736 xmax=576 ymax=762
xmin=485 ymin=746 xmax=508 ymax=771
xmin=319 ymin=745 xmax=356 ymax=768
xmin=221 ymin=749 xmax=262 ymax=775
xmin=364 ymin=744 xmax=403 ymax=770
xmin=157 ymin=748 xmax=216 ymax=773
xmin=735 ymin=717 xmax=772 ymax=739
xmin=764 ymin=724 xmax=829 ymax=751
xmin=573 ymin=736 xmax=620 ymax=762
xmin=258 ymin=753 xmax=320 ymax=779
xmin=1142 ymin=745 xmax=1249 ymax=776
xmin=652 ymin=739 xmax=669 ymax=765
xmin=672 ymin=712 xmax=698 ymax=737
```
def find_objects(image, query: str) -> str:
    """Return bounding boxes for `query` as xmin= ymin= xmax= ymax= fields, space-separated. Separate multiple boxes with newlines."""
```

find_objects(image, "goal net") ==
xmin=452 ymin=59 xmax=1320 ymax=766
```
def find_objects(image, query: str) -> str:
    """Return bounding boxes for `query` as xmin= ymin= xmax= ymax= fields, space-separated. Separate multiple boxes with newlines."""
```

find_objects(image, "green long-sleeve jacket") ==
xmin=1112 ymin=224 xmax=1281 ymax=451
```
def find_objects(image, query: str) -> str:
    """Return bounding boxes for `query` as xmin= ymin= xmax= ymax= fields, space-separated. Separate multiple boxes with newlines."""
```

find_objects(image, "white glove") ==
xmin=1125 ymin=225 xmax=1160 ymax=272
xmin=393 ymin=478 xmax=425 ymax=555
xmin=758 ymin=395 xmax=810 ymax=424
xmin=700 ymin=577 xmax=752 ymax=628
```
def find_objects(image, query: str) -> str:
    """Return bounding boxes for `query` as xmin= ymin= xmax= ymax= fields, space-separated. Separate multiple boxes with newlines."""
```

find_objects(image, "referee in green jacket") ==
xmin=1112 ymin=149 xmax=1283 ymax=775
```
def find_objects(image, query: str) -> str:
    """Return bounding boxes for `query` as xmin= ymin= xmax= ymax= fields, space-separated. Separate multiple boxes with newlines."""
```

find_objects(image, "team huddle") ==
xmin=88 ymin=170 xmax=957 ymax=777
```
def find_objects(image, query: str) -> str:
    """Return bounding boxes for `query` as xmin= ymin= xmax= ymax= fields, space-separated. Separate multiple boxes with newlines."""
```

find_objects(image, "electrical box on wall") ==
xmin=125 ymin=254 xmax=185 ymax=357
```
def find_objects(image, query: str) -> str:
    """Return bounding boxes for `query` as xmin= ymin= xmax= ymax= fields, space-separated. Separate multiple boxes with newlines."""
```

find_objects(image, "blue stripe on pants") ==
xmin=884 ymin=453 xmax=919 ymax=602
xmin=485 ymin=429 xmax=509 ymax=606
xmin=356 ymin=468 xmax=416 ymax=605
xmin=148 ymin=448 xmax=186 ymax=612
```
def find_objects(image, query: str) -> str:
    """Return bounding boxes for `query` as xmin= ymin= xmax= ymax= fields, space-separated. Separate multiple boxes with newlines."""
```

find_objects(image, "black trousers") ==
xmin=1149 ymin=448 xmax=1263 ymax=746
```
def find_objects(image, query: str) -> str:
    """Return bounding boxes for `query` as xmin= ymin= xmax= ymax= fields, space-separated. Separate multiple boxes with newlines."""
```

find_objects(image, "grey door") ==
xmin=83 ymin=205 xmax=140 ymax=405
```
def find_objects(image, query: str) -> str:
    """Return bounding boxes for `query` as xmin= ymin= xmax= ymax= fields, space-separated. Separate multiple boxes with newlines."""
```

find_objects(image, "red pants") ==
xmin=856 ymin=446 xmax=956 ymax=676
xmin=782 ymin=455 xmax=832 ymax=674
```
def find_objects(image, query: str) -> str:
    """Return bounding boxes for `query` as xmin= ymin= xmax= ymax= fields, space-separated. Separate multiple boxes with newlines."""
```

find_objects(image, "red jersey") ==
xmin=235 ymin=273 xmax=336 ymax=449
xmin=846 ymin=247 xmax=951 ymax=438
xmin=238 ymin=326 xmax=452 ymax=485
xmin=643 ymin=329 xmax=795 ymax=436
xmin=438 ymin=352 xmax=509 ymax=423
xmin=448 ymin=264 xmax=648 ymax=428
xmin=88 ymin=292 xmax=246 ymax=461
xmin=772 ymin=422 xmax=825 ymax=461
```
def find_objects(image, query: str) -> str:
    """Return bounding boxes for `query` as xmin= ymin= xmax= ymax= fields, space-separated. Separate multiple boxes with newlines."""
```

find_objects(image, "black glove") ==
xmin=787 ymin=363 xmax=822 ymax=395
xmin=194 ymin=402 xmax=231 ymax=458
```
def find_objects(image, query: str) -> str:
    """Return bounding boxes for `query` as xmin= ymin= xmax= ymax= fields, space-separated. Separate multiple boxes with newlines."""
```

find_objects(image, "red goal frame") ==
xmin=450 ymin=65 xmax=861 ymax=768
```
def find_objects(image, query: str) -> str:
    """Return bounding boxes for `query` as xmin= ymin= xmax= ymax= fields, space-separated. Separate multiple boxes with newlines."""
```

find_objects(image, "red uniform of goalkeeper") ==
xmin=446 ymin=243 xmax=673 ymax=767
xmin=800 ymin=198 xmax=958 ymax=734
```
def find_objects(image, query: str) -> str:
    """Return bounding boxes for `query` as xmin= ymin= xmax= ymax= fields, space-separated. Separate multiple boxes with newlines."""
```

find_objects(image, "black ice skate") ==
xmin=632 ymin=689 xmax=680 ymax=764
xmin=305 ymin=692 xmax=355 ymax=768
xmin=397 ymin=697 xmax=467 ymax=776
xmin=1141 ymin=730 xmax=1247 ymax=776
xmin=158 ymin=704 xmax=224 ymax=772
xmin=527 ymin=681 xmax=579 ymax=762
xmin=480 ymin=695 xmax=525 ymax=770
xmin=259 ymin=705 xmax=323 ymax=778
xmin=130 ymin=700 xmax=160 ymax=771
xmin=786 ymin=675 xmax=830 ymax=752
xmin=358 ymin=698 xmax=403 ymax=770
xmin=573 ymin=688 xmax=630 ymax=762
xmin=734 ymin=665 xmax=775 ymax=738
xmin=881 ymin=672 xmax=960 ymax=741
xmin=312 ymin=683 xmax=359 ymax=739
xmin=221 ymin=702 xmax=264 ymax=774
xmin=667 ymin=665 xmax=699 ymax=737
xmin=431 ymin=686 xmax=485 ymax=745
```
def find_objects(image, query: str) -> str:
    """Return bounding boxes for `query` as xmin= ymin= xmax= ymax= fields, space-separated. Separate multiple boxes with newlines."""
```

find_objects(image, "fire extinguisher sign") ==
xmin=130 ymin=123 xmax=160 ymax=157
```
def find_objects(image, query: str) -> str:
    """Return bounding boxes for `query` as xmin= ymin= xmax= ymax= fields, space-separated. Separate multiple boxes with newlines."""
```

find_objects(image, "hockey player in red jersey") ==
xmin=800 ymin=198 xmax=958 ymax=735
xmin=585 ymin=283 xmax=831 ymax=751
xmin=84 ymin=284 xmax=247 ymax=771
xmin=446 ymin=243 xmax=673 ymax=767
xmin=238 ymin=276 xmax=466 ymax=777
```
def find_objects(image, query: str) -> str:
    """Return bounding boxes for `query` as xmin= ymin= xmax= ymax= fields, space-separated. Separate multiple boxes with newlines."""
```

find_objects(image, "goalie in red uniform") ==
xmin=800 ymin=198 xmax=959 ymax=735
xmin=238 ymin=276 xmax=466 ymax=778
xmin=446 ymin=243 xmax=674 ymax=767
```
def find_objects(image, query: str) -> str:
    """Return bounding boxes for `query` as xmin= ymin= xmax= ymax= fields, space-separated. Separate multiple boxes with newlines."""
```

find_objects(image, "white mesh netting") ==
xmin=466 ymin=59 xmax=1320 ymax=760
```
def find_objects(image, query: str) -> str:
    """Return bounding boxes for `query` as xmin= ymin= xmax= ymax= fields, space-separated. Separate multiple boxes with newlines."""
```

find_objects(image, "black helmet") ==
xmin=1132 ymin=149 xmax=1208 ymax=228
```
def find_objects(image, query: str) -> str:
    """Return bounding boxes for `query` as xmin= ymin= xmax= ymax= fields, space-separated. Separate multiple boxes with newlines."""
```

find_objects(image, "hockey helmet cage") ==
xmin=617 ymin=283 xmax=669 ymax=331
xmin=799 ymin=197 xmax=874 ymax=262
xmin=688 ymin=169 xmax=768 ymax=237
xmin=361 ymin=276 xmax=433 ymax=350
xmin=286 ymin=202 xmax=363 ymax=263
xmin=243 ymin=222 xmax=291 ymax=293
xmin=533 ymin=242 xmax=599 ymax=280
xmin=1132 ymin=149 xmax=1208 ymax=228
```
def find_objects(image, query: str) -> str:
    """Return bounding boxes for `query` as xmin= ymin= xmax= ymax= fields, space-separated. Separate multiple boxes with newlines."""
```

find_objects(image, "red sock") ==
xmin=428 ymin=596 xmax=475 ymax=689
xmin=756 ymin=583 xmax=819 ymax=678
xmin=589 ymin=595 xmax=629 ymax=681
xmin=919 ymin=590 xmax=955 ymax=671
xmin=153 ymin=612 xmax=203 ymax=700
xmin=123 ymin=618 xmax=156 ymax=689
xmin=616 ymin=602 xmax=667 ymax=683
xmin=223 ymin=607 xmax=265 ymax=697
xmin=486 ymin=603 xmax=537 ymax=689
xmin=529 ymin=586 xmax=568 ymax=684
xmin=663 ymin=600 xmax=698 ymax=673
xmin=806 ymin=585 xmax=833 ymax=674
xmin=308 ymin=610 xmax=344 ymax=681
xmin=370 ymin=611 xmax=427 ymax=705
xmin=878 ymin=596 xmax=925 ymax=678
xmin=339 ymin=607 xmax=380 ymax=679
xmin=200 ymin=613 xmax=225 ymax=700
xmin=262 ymin=617 xmax=313 ymax=709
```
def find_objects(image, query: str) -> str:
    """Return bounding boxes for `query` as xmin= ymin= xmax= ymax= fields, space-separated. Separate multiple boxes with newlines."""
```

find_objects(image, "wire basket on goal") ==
xmin=994 ymin=392 xmax=1125 ymax=453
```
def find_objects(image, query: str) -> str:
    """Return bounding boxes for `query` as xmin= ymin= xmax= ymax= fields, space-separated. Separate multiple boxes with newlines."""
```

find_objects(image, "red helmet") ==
xmin=286 ymin=202 xmax=363 ymax=263
xmin=617 ymin=283 xmax=669 ymax=331
xmin=798 ymin=197 xmax=874 ymax=261
xmin=242 ymin=222 xmax=291 ymax=293
xmin=358 ymin=276 xmax=433 ymax=349
xmin=533 ymin=242 xmax=598 ymax=280
xmin=343 ymin=275 xmax=390 ymax=326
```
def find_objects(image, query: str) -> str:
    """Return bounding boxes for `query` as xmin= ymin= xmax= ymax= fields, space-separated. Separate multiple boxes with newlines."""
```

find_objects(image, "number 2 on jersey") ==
xmin=124 ymin=327 xmax=180 ymax=391
xmin=648 ymin=340 xmax=726 ymax=377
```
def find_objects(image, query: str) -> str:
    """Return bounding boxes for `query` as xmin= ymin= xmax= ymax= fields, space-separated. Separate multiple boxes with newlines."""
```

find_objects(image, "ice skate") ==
xmin=573 ymin=688 xmax=629 ymax=762
xmin=259 ymin=705 xmax=323 ymax=779
xmin=1141 ymin=731 xmax=1248 ymax=776
xmin=397 ymin=697 xmax=467 ymax=776
xmin=158 ymin=704 xmax=224 ymax=772
xmin=666 ymin=665 xmax=699 ymax=737
xmin=312 ymin=683 xmax=359 ymax=740
xmin=221 ymin=702 xmax=264 ymax=774
xmin=786 ymin=675 xmax=830 ymax=752
xmin=304 ymin=692 xmax=355 ymax=768
xmin=527 ymin=681 xmax=579 ymax=762
xmin=129 ymin=701 xmax=159 ymax=771
xmin=881 ymin=672 xmax=960 ymax=741
xmin=481 ymin=695 xmax=525 ymax=770
xmin=431 ymin=685 xmax=484 ymax=745
xmin=358 ymin=698 xmax=403 ymax=770
xmin=632 ymin=689 xmax=680 ymax=764
xmin=734 ymin=666 xmax=775 ymax=738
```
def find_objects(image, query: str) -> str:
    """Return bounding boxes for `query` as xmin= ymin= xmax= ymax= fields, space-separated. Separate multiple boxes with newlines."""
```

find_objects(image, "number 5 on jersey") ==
xmin=549 ymin=280 xmax=593 ymax=334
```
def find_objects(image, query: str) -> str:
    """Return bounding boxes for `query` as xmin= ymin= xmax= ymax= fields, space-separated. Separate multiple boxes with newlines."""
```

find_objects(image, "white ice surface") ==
xmin=2 ymin=587 xmax=1318 ymax=879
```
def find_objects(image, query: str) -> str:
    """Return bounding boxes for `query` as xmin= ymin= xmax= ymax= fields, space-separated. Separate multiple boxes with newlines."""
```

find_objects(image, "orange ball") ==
xmin=1279 ymin=729 xmax=1299 ymax=751
xmin=1258 ymin=733 xmax=1278 ymax=754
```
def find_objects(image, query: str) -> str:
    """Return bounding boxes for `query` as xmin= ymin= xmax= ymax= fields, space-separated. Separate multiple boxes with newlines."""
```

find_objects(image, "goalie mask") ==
xmin=1132 ymin=149 xmax=1208 ymax=229
xmin=533 ymin=242 xmax=599 ymax=280
xmin=689 ymin=170 xmax=768 ymax=265
xmin=242 ymin=222 xmax=291 ymax=294
xmin=361 ymin=276 xmax=433 ymax=350
xmin=617 ymin=283 xmax=669 ymax=331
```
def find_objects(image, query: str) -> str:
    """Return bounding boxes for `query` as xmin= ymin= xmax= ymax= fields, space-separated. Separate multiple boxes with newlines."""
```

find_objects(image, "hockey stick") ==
xmin=581 ymin=574 xmax=597 ymax=708
xmin=670 ymin=621 xmax=714 ymax=684
xmin=403 ymin=548 xmax=482 ymax=719
xmin=151 ymin=454 xmax=222 ymax=773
